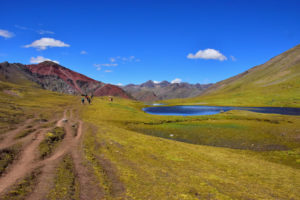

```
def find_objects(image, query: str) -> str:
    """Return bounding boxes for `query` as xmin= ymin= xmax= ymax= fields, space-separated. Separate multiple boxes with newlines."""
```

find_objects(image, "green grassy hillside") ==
xmin=82 ymin=97 xmax=300 ymax=199
xmin=0 ymin=80 xmax=75 ymax=134
xmin=166 ymin=44 xmax=300 ymax=107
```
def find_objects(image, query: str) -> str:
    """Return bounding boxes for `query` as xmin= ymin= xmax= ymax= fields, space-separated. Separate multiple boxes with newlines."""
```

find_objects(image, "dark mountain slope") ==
xmin=0 ymin=62 xmax=35 ymax=85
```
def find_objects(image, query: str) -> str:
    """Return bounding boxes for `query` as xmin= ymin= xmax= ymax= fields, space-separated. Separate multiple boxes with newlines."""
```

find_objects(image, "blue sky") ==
xmin=1 ymin=0 xmax=300 ymax=85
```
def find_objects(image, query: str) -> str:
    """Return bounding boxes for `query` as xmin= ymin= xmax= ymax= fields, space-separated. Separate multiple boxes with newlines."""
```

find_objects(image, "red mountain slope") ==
xmin=27 ymin=61 xmax=100 ymax=94
xmin=27 ymin=61 xmax=97 ymax=83
xmin=26 ymin=61 xmax=131 ymax=98
xmin=94 ymin=84 xmax=131 ymax=99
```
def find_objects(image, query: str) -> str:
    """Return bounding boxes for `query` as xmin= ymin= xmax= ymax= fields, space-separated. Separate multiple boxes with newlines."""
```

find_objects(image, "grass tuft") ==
xmin=39 ymin=127 xmax=65 ymax=158
xmin=14 ymin=128 xmax=36 ymax=139
xmin=0 ymin=144 xmax=22 ymax=175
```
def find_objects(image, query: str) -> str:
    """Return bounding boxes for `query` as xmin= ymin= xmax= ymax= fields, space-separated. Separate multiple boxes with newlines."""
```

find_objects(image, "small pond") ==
xmin=143 ymin=105 xmax=300 ymax=116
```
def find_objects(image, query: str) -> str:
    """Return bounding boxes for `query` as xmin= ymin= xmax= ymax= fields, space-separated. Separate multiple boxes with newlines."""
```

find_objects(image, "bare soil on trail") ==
xmin=0 ymin=109 xmax=104 ymax=200
xmin=0 ymin=127 xmax=46 ymax=194
xmin=0 ymin=118 xmax=35 ymax=150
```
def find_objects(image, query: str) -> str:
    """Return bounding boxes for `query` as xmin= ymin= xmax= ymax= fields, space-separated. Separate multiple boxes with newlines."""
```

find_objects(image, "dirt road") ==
xmin=0 ymin=109 xmax=104 ymax=199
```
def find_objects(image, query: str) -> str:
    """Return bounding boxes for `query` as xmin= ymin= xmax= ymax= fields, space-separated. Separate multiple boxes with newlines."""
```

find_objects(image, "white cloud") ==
xmin=94 ymin=62 xmax=118 ymax=71
xmin=153 ymin=80 xmax=161 ymax=84
xmin=171 ymin=78 xmax=182 ymax=84
xmin=15 ymin=25 xmax=54 ymax=35
xmin=95 ymin=56 xmax=138 ymax=72
xmin=94 ymin=63 xmax=118 ymax=67
xmin=93 ymin=64 xmax=101 ymax=71
xmin=37 ymin=30 xmax=55 ymax=35
xmin=201 ymin=78 xmax=210 ymax=84
xmin=187 ymin=48 xmax=227 ymax=61
xmin=15 ymin=25 xmax=30 ymax=30
xmin=117 ymin=83 xmax=123 ymax=86
xmin=30 ymin=56 xmax=59 ymax=64
xmin=109 ymin=56 xmax=140 ymax=63
xmin=230 ymin=55 xmax=236 ymax=61
xmin=101 ymin=63 xmax=118 ymax=67
xmin=0 ymin=29 xmax=14 ymax=38
xmin=24 ymin=37 xmax=70 ymax=50
xmin=80 ymin=50 xmax=88 ymax=55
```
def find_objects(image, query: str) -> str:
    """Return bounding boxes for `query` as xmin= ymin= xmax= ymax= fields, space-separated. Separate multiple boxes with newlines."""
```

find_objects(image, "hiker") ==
xmin=81 ymin=97 xmax=85 ymax=104
xmin=85 ymin=95 xmax=91 ymax=104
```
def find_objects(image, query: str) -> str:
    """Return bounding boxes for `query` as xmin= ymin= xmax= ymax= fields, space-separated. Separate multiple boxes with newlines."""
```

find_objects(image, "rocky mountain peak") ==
xmin=140 ymin=80 xmax=155 ymax=88
xmin=123 ymin=79 xmax=213 ymax=101
xmin=158 ymin=81 xmax=170 ymax=87
xmin=39 ymin=61 xmax=60 ymax=66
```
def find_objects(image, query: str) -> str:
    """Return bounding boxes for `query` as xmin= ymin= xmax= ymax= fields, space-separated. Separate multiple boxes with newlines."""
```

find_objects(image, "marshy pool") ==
xmin=143 ymin=105 xmax=300 ymax=116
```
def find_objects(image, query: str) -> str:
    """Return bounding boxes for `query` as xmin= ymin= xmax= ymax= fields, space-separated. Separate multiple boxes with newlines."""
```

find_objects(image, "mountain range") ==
xmin=123 ymin=80 xmax=212 ymax=101
xmin=1 ymin=44 xmax=299 ymax=106
xmin=0 ymin=61 xmax=213 ymax=101
xmin=0 ymin=61 xmax=131 ymax=99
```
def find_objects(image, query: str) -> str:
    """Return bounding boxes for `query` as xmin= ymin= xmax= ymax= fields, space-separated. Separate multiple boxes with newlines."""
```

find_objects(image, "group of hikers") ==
xmin=81 ymin=94 xmax=114 ymax=104
xmin=81 ymin=94 xmax=93 ymax=104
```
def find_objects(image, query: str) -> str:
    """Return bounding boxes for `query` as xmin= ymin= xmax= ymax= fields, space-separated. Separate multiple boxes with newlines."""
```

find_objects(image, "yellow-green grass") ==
xmin=0 ymin=144 xmax=22 ymax=176
xmin=1 ymin=74 xmax=299 ymax=199
xmin=0 ymin=80 xmax=76 ymax=134
xmin=1 ymin=169 xmax=41 ymax=200
xmin=127 ymin=111 xmax=299 ymax=150
xmin=14 ymin=128 xmax=36 ymax=139
xmin=164 ymin=84 xmax=300 ymax=108
xmin=82 ymin=98 xmax=300 ymax=167
xmin=47 ymin=155 xmax=80 ymax=200
xmin=164 ymin=60 xmax=300 ymax=108
xmin=163 ymin=78 xmax=300 ymax=107
xmin=39 ymin=127 xmax=65 ymax=159
xmin=81 ymin=97 xmax=300 ymax=199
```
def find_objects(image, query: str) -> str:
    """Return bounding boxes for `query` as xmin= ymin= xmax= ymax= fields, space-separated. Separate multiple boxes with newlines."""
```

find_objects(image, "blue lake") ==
xmin=143 ymin=105 xmax=300 ymax=116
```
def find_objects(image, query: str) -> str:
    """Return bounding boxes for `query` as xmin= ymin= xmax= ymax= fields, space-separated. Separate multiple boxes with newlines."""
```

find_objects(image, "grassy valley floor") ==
xmin=0 ymin=80 xmax=299 ymax=199
xmin=81 ymin=97 xmax=300 ymax=199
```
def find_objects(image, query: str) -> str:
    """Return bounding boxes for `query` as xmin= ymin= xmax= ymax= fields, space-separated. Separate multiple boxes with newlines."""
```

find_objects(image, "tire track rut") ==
xmin=0 ymin=109 xmax=106 ymax=200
